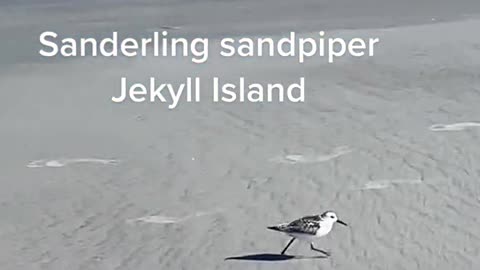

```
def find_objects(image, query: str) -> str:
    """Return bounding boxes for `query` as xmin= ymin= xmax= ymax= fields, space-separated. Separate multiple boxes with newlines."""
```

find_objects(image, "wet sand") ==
xmin=1 ymin=1 xmax=480 ymax=270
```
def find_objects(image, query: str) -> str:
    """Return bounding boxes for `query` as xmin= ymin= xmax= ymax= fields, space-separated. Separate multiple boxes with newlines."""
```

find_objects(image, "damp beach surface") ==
xmin=2 ymin=1 xmax=480 ymax=270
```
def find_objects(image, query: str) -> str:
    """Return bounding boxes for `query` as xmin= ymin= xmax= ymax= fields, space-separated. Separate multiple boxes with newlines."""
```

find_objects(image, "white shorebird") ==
xmin=267 ymin=211 xmax=348 ymax=256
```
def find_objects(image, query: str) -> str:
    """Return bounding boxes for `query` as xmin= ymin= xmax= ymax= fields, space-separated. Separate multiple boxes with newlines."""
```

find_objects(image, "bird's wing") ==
xmin=282 ymin=215 xmax=321 ymax=235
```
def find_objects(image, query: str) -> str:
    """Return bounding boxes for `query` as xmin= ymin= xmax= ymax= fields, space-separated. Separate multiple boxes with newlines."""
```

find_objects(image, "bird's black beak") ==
xmin=337 ymin=220 xmax=348 ymax=226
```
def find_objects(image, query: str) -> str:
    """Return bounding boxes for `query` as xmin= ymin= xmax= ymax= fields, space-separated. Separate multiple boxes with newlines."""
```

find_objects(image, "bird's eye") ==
xmin=330 ymin=215 xmax=335 ymax=219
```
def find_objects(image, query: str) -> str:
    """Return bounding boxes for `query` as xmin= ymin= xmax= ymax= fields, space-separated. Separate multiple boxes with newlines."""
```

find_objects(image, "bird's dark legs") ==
xmin=280 ymin=238 xmax=296 ymax=255
xmin=310 ymin=243 xmax=330 ymax=256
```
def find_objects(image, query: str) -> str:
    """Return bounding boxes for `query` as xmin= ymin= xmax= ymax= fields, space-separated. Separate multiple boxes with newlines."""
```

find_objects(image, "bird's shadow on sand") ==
xmin=225 ymin=253 xmax=328 ymax=262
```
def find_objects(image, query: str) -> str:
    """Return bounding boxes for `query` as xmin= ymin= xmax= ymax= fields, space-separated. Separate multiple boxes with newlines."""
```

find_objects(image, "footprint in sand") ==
xmin=429 ymin=122 xmax=480 ymax=131
xmin=269 ymin=146 xmax=353 ymax=164
xmin=27 ymin=158 xmax=119 ymax=168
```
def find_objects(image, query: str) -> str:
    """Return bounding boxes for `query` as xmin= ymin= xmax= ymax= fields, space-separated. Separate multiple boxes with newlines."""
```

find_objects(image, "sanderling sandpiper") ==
xmin=267 ymin=211 xmax=348 ymax=256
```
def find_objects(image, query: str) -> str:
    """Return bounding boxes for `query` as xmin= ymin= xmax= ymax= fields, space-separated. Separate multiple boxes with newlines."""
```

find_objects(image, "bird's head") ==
xmin=321 ymin=211 xmax=348 ymax=226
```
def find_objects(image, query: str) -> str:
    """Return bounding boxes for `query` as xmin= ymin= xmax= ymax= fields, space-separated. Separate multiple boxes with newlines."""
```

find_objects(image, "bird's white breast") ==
xmin=315 ymin=222 xmax=333 ymax=237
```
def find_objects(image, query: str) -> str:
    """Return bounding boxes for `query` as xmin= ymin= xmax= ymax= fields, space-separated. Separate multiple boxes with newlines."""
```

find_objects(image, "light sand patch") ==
xmin=357 ymin=178 xmax=423 ymax=190
xmin=127 ymin=209 xmax=222 ymax=225
xmin=26 ymin=158 xmax=119 ymax=168
xmin=146 ymin=26 xmax=182 ymax=32
xmin=269 ymin=146 xmax=353 ymax=164
xmin=429 ymin=122 xmax=480 ymax=131
xmin=129 ymin=215 xmax=181 ymax=224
